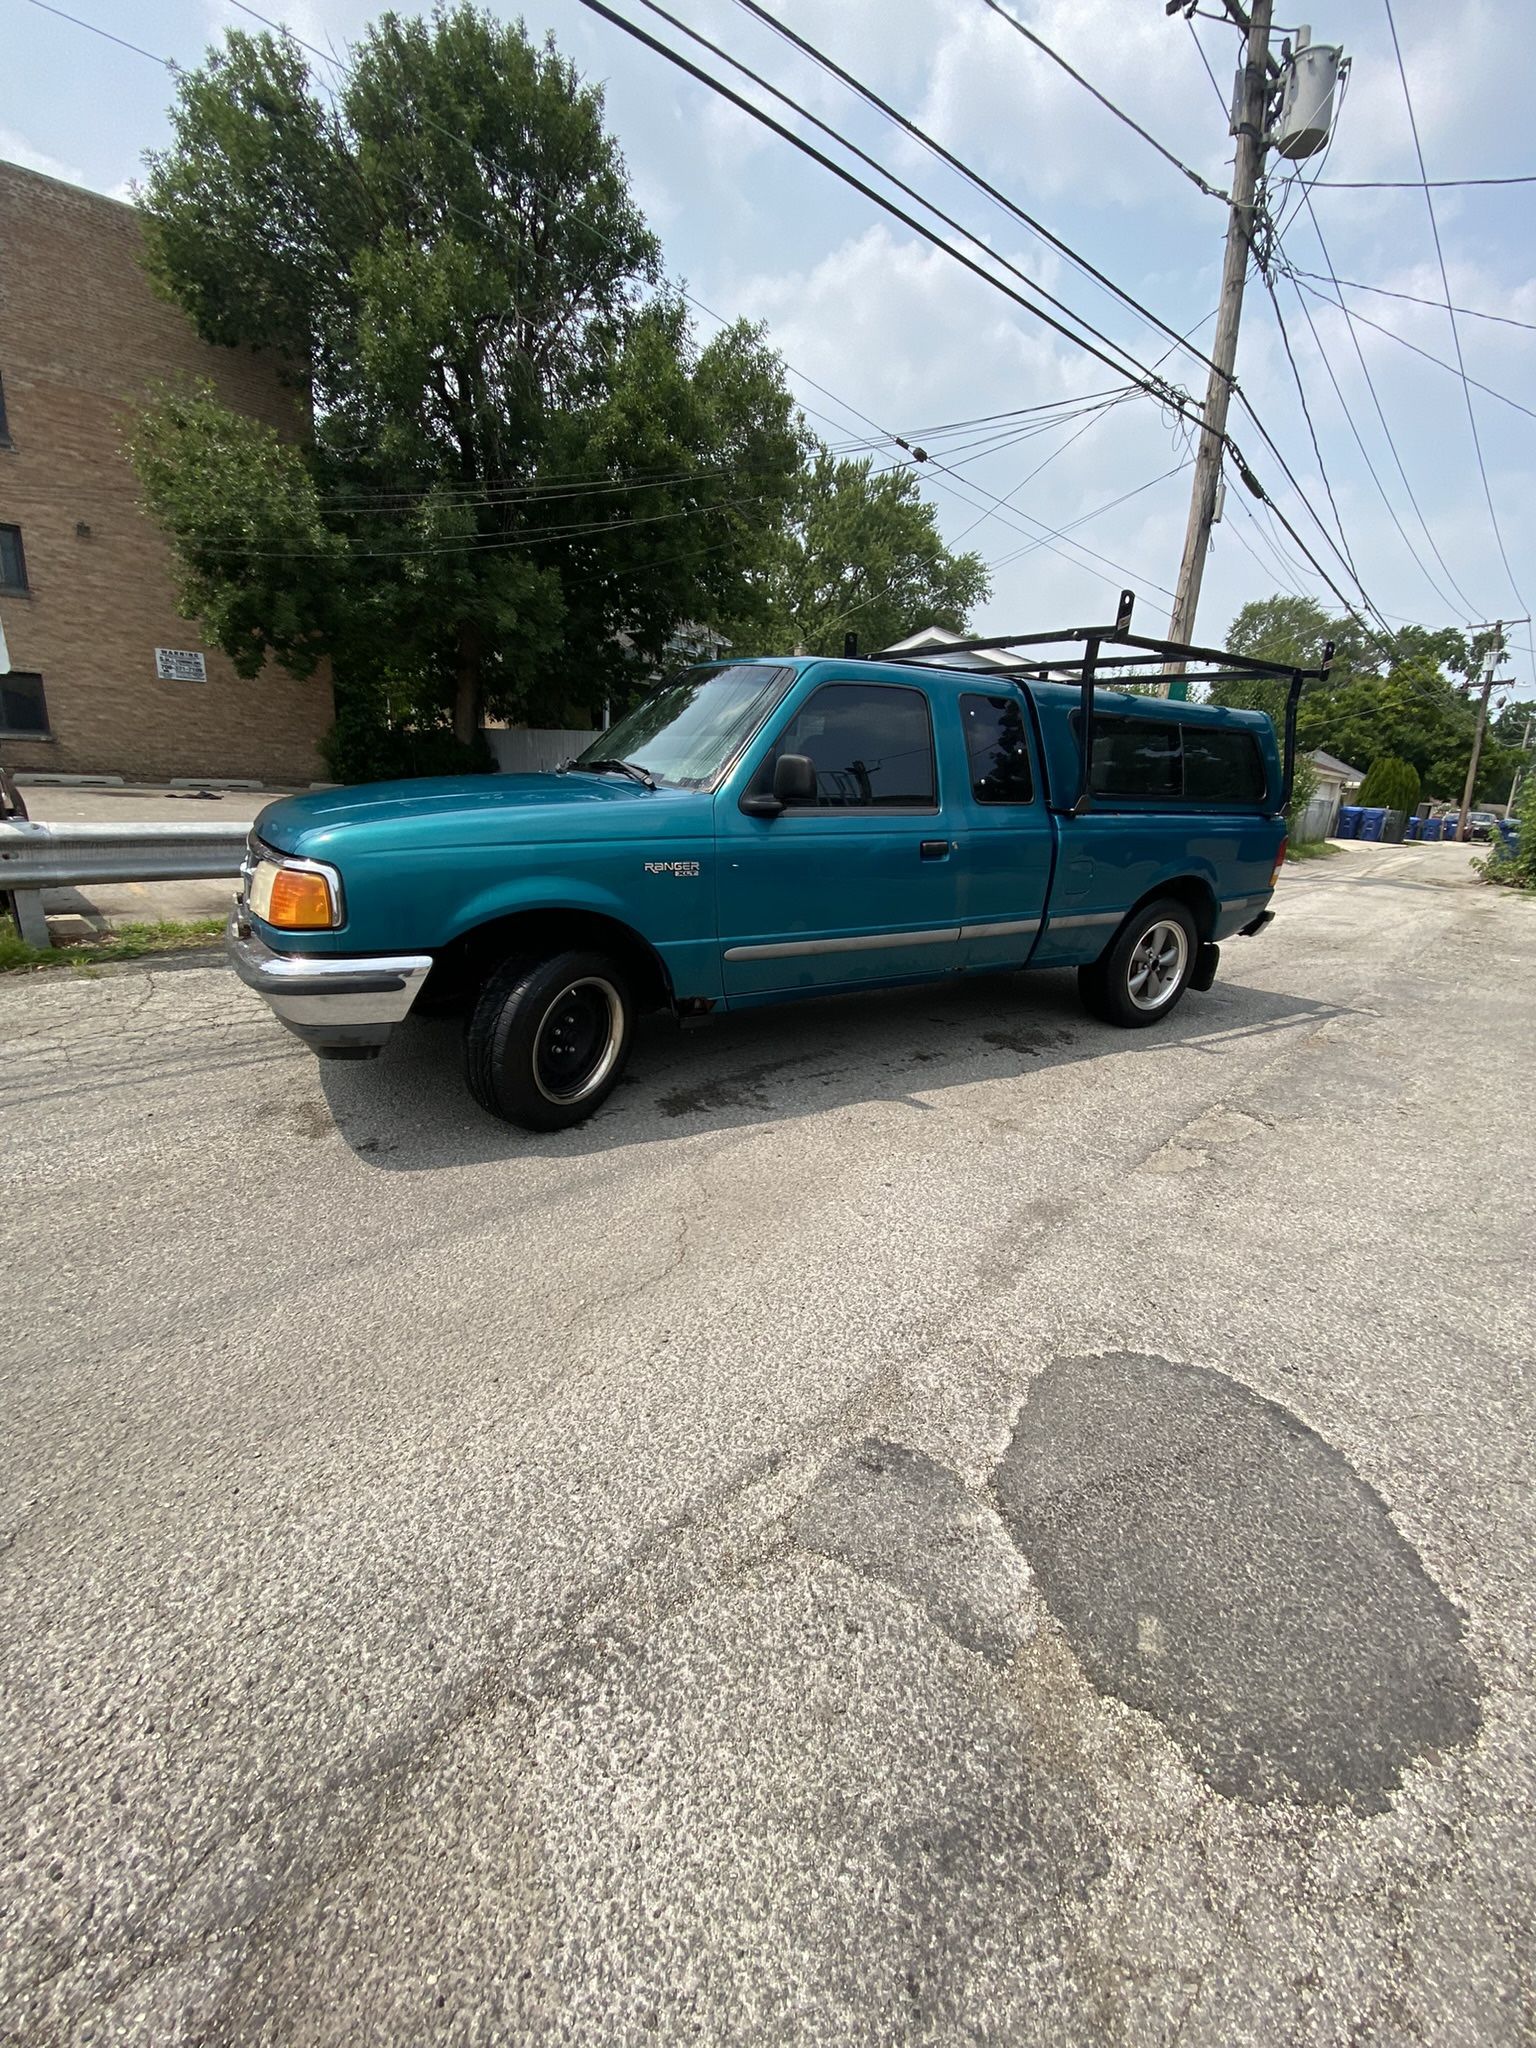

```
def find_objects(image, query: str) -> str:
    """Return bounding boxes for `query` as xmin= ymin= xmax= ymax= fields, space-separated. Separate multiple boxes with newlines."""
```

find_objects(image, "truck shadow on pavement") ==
xmin=315 ymin=968 xmax=1352 ymax=1172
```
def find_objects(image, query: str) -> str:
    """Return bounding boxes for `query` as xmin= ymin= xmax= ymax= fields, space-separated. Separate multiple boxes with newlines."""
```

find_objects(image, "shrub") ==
xmin=1477 ymin=776 xmax=1536 ymax=890
xmin=1357 ymin=754 xmax=1421 ymax=814
xmin=320 ymin=688 xmax=496 ymax=785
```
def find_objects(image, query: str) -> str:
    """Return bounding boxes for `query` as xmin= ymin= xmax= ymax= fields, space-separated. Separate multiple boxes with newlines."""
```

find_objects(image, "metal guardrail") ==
xmin=0 ymin=821 xmax=247 ymax=945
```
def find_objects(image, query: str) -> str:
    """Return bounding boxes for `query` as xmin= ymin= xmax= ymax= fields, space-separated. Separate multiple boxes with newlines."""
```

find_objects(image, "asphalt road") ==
xmin=3 ymin=840 xmax=1533 ymax=2046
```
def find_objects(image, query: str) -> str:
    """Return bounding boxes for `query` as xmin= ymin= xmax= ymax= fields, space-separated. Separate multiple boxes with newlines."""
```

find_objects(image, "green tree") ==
xmin=735 ymin=450 xmax=989 ymax=658
xmin=1212 ymin=595 xmax=1509 ymax=803
xmin=132 ymin=8 xmax=803 ymax=757
xmin=1357 ymin=755 xmax=1421 ymax=812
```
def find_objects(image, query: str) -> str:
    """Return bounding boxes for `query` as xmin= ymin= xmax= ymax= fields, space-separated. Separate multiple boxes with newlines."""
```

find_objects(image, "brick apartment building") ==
xmin=0 ymin=160 xmax=332 ymax=784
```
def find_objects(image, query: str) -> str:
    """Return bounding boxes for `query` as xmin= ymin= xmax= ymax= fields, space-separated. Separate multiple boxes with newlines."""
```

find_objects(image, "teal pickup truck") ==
xmin=228 ymin=597 xmax=1330 ymax=1130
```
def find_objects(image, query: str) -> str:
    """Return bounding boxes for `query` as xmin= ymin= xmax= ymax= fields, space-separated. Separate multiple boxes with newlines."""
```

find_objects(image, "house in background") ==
xmin=0 ymin=160 xmax=332 ymax=785
xmin=1299 ymin=748 xmax=1366 ymax=841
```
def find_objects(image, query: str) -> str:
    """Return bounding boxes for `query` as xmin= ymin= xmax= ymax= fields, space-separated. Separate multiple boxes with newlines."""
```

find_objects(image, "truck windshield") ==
xmin=573 ymin=664 xmax=792 ymax=789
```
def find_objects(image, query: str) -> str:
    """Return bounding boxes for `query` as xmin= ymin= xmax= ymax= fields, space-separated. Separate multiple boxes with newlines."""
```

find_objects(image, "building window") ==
xmin=0 ymin=524 xmax=27 ymax=593
xmin=0 ymin=371 xmax=10 ymax=445
xmin=0 ymin=671 xmax=49 ymax=736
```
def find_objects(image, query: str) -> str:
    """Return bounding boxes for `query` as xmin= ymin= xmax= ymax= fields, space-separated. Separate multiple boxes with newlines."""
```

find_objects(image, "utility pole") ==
xmin=1161 ymin=0 xmax=1274 ymax=690
xmin=1455 ymin=624 xmax=1505 ymax=844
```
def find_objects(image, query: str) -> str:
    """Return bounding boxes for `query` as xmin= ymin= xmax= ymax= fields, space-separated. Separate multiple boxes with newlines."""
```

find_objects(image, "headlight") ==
xmin=249 ymin=856 xmax=343 ymax=931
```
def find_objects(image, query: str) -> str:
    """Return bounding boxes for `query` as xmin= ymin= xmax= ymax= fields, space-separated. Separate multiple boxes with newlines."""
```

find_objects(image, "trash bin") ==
xmin=1421 ymin=815 xmax=1442 ymax=842
xmin=1360 ymin=807 xmax=1387 ymax=841
xmin=1337 ymin=805 xmax=1362 ymax=838
xmin=1383 ymin=809 xmax=1407 ymax=843
xmin=1405 ymin=814 xmax=1422 ymax=840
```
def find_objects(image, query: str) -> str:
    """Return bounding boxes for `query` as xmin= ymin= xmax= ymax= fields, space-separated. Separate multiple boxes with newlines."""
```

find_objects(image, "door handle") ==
xmin=920 ymin=840 xmax=953 ymax=860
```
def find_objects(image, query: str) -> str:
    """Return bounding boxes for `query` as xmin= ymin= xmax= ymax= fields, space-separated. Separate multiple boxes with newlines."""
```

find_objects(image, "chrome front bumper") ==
xmin=226 ymin=908 xmax=433 ymax=1058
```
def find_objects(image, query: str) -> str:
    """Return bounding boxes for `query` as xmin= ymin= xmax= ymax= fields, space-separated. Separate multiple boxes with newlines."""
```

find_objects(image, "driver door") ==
xmin=713 ymin=675 xmax=963 ymax=997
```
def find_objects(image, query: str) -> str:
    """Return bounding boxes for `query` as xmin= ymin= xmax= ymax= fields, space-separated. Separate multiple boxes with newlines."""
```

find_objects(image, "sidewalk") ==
xmin=17 ymin=784 xmax=292 ymax=930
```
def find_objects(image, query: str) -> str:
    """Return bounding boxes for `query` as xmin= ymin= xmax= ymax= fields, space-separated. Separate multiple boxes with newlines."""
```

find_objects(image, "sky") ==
xmin=5 ymin=0 xmax=1534 ymax=697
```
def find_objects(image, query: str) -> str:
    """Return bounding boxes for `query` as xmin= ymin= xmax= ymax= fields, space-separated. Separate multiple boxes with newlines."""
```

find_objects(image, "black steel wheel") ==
xmin=466 ymin=949 xmax=634 ymax=1129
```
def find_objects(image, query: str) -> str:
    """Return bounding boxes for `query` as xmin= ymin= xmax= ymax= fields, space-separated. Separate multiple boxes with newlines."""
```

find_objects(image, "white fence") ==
xmin=483 ymin=727 xmax=598 ymax=775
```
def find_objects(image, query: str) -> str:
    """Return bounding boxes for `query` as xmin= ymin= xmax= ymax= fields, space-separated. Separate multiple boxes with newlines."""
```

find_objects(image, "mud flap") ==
xmin=1190 ymin=941 xmax=1220 ymax=992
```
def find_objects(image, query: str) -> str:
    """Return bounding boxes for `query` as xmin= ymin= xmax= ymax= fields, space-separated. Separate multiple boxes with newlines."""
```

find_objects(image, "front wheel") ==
xmin=466 ymin=950 xmax=634 ymax=1129
xmin=1077 ymin=899 xmax=1198 ymax=1029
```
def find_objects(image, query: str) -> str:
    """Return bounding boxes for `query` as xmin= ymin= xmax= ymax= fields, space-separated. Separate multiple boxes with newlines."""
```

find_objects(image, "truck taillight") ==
xmin=1271 ymin=839 xmax=1288 ymax=886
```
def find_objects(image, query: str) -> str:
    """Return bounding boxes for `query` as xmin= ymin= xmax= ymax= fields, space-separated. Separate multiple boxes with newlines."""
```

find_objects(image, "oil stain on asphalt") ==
xmin=992 ymin=1353 xmax=1481 ymax=1811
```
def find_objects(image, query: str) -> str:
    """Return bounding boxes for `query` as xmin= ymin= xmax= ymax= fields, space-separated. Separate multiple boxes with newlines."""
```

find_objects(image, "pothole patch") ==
xmin=992 ymin=1353 xmax=1481 ymax=1810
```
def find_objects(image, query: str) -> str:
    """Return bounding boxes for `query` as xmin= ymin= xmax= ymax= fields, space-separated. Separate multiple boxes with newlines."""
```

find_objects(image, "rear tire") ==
xmin=1078 ymin=898 xmax=1198 ymax=1029
xmin=466 ymin=949 xmax=634 ymax=1129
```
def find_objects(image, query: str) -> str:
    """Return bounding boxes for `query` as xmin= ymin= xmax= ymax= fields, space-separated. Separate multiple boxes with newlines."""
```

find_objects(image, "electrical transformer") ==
xmin=1272 ymin=28 xmax=1343 ymax=161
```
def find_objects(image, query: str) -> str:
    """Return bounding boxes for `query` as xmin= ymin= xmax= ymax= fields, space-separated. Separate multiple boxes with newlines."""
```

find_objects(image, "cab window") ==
xmin=758 ymin=682 xmax=937 ymax=809
xmin=961 ymin=692 xmax=1033 ymax=803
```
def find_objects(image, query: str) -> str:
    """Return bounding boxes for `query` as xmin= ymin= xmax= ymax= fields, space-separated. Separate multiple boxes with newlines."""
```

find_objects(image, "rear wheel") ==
xmin=466 ymin=949 xmax=634 ymax=1129
xmin=1078 ymin=898 xmax=1198 ymax=1029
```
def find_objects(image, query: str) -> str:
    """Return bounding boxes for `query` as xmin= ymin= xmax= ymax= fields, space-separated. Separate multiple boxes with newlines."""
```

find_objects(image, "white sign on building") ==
xmin=155 ymin=647 xmax=208 ymax=683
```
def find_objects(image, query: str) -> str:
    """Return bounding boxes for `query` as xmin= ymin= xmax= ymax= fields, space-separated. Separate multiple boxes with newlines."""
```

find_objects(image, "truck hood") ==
xmin=256 ymin=771 xmax=710 ymax=857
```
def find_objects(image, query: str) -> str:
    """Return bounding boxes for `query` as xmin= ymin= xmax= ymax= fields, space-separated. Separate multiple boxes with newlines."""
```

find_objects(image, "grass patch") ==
xmin=1286 ymin=840 xmax=1339 ymax=861
xmin=0 ymin=916 xmax=226 ymax=974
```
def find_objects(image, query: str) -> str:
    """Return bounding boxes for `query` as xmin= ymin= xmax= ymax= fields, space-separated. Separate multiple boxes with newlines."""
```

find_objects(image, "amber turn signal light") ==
xmin=249 ymin=857 xmax=340 ymax=930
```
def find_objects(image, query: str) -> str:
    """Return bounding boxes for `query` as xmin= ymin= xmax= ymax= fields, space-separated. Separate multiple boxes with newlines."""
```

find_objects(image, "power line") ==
xmin=1290 ymin=277 xmax=1536 ymax=422
xmin=591 ymin=0 xmax=1393 ymax=635
xmin=1253 ymin=257 xmax=1367 ymax=601
xmin=977 ymin=0 xmax=1228 ymax=201
xmin=1288 ymin=267 xmax=1536 ymax=336
xmin=1307 ymin=174 xmax=1536 ymax=190
xmin=1287 ymin=186 xmax=1481 ymax=618
xmin=222 ymin=0 xmax=1184 ymax=610
xmin=623 ymin=0 xmax=1160 ymax=397
xmin=584 ymin=0 xmax=1202 ymax=409
xmin=1384 ymin=0 xmax=1529 ymax=622
xmin=1282 ymin=270 xmax=1475 ymax=623
xmin=22 ymin=0 xmax=177 ymax=71
xmin=729 ymin=0 xmax=1222 ymax=387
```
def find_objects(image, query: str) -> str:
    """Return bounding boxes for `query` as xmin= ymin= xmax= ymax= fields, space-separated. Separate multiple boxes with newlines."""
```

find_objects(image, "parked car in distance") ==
xmin=1466 ymin=811 xmax=1499 ymax=841
xmin=228 ymin=637 xmax=1302 ymax=1131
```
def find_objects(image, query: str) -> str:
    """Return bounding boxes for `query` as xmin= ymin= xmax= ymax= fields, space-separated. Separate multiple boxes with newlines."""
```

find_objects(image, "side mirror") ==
xmin=773 ymin=753 xmax=817 ymax=803
xmin=739 ymin=752 xmax=817 ymax=819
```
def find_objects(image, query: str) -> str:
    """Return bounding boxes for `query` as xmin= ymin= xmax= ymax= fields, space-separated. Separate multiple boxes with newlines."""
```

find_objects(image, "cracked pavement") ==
xmin=2 ymin=840 xmax=1533 ymax=2045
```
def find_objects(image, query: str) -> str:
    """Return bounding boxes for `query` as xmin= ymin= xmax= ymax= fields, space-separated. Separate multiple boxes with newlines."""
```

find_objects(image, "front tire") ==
xmin=466 ymin=950 xmax=634 ymax=1129
xmin=1078 ymin=898 xmax=1198 ymax=1029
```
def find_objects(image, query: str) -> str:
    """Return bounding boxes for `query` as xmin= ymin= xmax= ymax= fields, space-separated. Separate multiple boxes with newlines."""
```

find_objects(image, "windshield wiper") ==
xmin=576 ymin=757 xmax=657 ymax=789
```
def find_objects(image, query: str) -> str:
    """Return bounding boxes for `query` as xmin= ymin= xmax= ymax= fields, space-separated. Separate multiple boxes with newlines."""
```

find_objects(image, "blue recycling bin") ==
xmin=1360 ymin=807 xmax=1387 ymax=842
xmin=1421 ymin=815 xmax=1442 ymax=842
xmin=1405 ymin=815 xmax=1422 ymax=840
xmin=1441 ymin=817 xmax=1461 ymax=843
xmin=1337 ymin=805 xmax=1362 ymax=838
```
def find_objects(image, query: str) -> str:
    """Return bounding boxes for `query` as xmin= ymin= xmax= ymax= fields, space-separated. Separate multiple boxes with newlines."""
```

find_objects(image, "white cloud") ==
xmin=0 ymin=125 xmax=88 ymax=187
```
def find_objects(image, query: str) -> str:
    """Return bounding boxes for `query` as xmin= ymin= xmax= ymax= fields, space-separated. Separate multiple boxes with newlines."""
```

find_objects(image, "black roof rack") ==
xmin=873 ymin=589 xmax=1333 ymax=818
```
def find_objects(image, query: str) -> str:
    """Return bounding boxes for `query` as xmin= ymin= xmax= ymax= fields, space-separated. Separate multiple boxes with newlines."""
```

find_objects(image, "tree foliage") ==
xmin=1356 ymin=755 xmax=1421 ymax=813
xmin=133 ymin=8 xmax=802 ymax=746
xmin=1214 ymin=597 xmax=1524 ymax=804
xmin=727 ymin=451 xmax=990 ymax=658
xmin=131 ymin=8 xmax=985 ymax=770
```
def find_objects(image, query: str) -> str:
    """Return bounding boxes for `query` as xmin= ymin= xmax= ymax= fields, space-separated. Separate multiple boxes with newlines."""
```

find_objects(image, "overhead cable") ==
xmin=1384 ymin=0 xmax=1530 ymax=619
xmin=976 ymin=0 xmax=1228 ymax=201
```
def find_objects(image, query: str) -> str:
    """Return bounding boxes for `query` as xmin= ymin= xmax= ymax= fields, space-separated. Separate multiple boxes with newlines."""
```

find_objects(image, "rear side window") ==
xmin=961 ymin=692 xmax=1033 ymax=803
xmin=1076 ymin=711 xmax=1267 ymax=805
xmin=1182 ymin=724 xmax=1266 ymax=804
xmin=1089 ymin=715 xmax=1181 ymax=798
xmin=765 ymin=682 xmax=936 ymax=808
